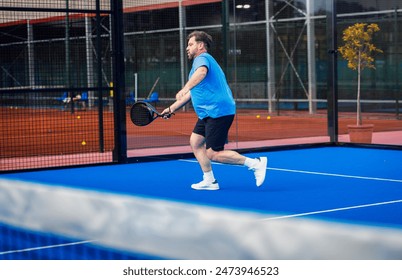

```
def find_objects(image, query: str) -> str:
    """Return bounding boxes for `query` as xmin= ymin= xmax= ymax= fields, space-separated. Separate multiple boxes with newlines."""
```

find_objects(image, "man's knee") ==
xmin=206 ymin=148 xmax=218 ymax=161
xmin=190 ymin=133 xmax=204 ymax=149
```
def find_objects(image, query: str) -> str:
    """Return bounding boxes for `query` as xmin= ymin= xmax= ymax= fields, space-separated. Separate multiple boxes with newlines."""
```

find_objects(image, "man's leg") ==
xmin=207 ymin=148 xmax=246 ymax=165
xmin=189 ymin=132 xmax=219 ymax=190
xmin=190 ymin=132 xmax=211 ymax=173
xmin=207 ymin=148 xmax=267 ymax=187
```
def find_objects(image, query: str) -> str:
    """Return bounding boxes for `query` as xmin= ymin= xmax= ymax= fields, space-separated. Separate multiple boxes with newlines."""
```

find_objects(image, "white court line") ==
xmin=0 ymin=239 xmax=97 ymax=256
xmin=179 ymin=159 xmax=402 ymax=183
xmin=259 ymin=199 xmax=402 ymax=221
xmin=268 ymin=167 xmax=402 ymax=183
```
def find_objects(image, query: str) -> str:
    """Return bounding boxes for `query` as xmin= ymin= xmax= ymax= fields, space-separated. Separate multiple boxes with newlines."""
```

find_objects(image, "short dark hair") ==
xmin=187 ymin=31 xmax=213 ymax=50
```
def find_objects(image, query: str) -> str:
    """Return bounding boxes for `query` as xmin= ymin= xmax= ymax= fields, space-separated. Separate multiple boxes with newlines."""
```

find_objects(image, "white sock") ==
xmin=244 ymin=157 xmax=258 ymax=168
xmin=203 ymin=170 xmax=215 ymax=182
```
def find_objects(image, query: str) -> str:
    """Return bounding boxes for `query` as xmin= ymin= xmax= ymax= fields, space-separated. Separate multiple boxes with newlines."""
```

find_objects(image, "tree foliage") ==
xmin=338 ymin=23 xmax=382 ymax=71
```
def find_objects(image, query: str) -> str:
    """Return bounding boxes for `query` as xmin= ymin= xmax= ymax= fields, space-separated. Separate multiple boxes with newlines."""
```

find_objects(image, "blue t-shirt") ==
xmin=189 ymin=53 xmax=235 ymax=119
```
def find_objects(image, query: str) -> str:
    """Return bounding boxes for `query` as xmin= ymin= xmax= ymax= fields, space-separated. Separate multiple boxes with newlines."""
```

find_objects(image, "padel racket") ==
xmin=130 ymin=101 xmax=173 ymax=126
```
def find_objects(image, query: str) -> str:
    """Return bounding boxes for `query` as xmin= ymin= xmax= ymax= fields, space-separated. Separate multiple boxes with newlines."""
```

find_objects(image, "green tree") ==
xmin=338 ymin=23 xmax=383 ymax=126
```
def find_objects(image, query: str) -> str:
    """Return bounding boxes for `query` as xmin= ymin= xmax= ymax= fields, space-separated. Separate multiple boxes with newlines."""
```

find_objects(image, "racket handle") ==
xmin=161 ymin=106 xmax=174 ymax=119
xmin=162 ymin=112 xmax=174 ymax=119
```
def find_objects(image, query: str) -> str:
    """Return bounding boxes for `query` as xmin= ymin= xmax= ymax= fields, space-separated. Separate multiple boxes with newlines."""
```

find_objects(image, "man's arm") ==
xmin=175 ymin=66 xmax=207 ymax=100
xmin=164 ymin=91 xmax=191 ymax=115
xmin=161 ymin=66 xmax=207 ymax=115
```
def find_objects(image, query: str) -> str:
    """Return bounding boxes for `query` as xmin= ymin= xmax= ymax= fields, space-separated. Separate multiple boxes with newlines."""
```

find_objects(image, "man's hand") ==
xmin=161 ymin=107 xmax=174 ymax=119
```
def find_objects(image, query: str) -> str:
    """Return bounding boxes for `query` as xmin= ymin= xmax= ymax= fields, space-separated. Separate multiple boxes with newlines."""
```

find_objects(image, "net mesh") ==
xmin=0 ymin=223 xmax=160 ymax=260
xmin=0 ymin=0 xmax=114 ymax=171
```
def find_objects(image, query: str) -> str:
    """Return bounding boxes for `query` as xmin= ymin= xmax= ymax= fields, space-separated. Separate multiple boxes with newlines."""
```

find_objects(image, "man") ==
xmin=161 ymin=31 xmax=267 ymax=191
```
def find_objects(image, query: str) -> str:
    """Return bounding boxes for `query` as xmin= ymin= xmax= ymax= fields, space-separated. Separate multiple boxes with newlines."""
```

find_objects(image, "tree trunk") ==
xmin=357 ymin=52 xmax=362 ymax=126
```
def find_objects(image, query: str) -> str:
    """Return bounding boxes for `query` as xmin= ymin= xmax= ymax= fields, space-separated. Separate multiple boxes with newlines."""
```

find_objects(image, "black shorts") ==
xmin=192 ymin=115 xmax=234 ymax=152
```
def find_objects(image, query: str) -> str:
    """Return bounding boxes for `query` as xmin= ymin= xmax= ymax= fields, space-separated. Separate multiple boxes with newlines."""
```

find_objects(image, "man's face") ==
xmin=186 ymin=36 xmax=202 ymax=60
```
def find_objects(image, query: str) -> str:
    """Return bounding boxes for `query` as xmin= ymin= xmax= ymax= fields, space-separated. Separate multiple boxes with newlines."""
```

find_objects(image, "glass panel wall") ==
xmin=123 ymin=0 xmax=402 ymax=157
xmin=123 ymin=0 xmax=332 ymax=158
xmin=336 ymin=0 xmax=402 ymax=145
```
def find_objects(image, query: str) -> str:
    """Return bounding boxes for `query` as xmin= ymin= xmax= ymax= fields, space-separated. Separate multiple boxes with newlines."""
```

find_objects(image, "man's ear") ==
xmin=198 ymin=42 xmax=205 ymax=50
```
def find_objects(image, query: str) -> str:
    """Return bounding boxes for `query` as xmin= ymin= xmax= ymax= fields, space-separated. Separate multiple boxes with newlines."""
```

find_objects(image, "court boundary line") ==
xmin=268 ymin=167 xmax=402 ymax=183
xmin=259 ymin=199 xmax=402 ymax=222
xmin=179 ymin=159 xmax=402 ymax=183
xmin=0 ymin=239 xmax=97 ymax=256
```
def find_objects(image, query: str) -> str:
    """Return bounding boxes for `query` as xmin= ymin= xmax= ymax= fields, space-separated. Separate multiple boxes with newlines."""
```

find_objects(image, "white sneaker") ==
xmin=249 ymin=157 xmax=267 ymax=187
xmin=191 ymin=180 xmax=220 ymax=191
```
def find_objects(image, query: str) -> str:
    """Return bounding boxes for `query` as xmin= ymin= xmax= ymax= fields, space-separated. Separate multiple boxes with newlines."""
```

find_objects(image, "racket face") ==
xmin=130 ymin=102 xmax=154 ymax=126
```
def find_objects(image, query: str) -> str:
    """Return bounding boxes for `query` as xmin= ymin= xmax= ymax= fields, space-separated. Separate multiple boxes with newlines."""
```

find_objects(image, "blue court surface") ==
xmin=1 ymin=146 xmax=402 ymax=259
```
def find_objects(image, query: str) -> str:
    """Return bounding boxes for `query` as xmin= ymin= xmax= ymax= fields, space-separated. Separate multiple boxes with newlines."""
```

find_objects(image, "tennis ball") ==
xmin=77 ymin=115 xmax=81 ymax=119
xmin=81 ymin=141 xmax=86 ymax=146
xmin=256 ymin=115 xmax=260 ymax=119
xmin=267 ymin=116 xmax=271 ymax=120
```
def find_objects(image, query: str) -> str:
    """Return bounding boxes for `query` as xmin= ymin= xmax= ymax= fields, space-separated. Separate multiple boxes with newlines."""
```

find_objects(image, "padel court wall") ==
xmin=1 ymin=0 xmax=402 ymax=172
